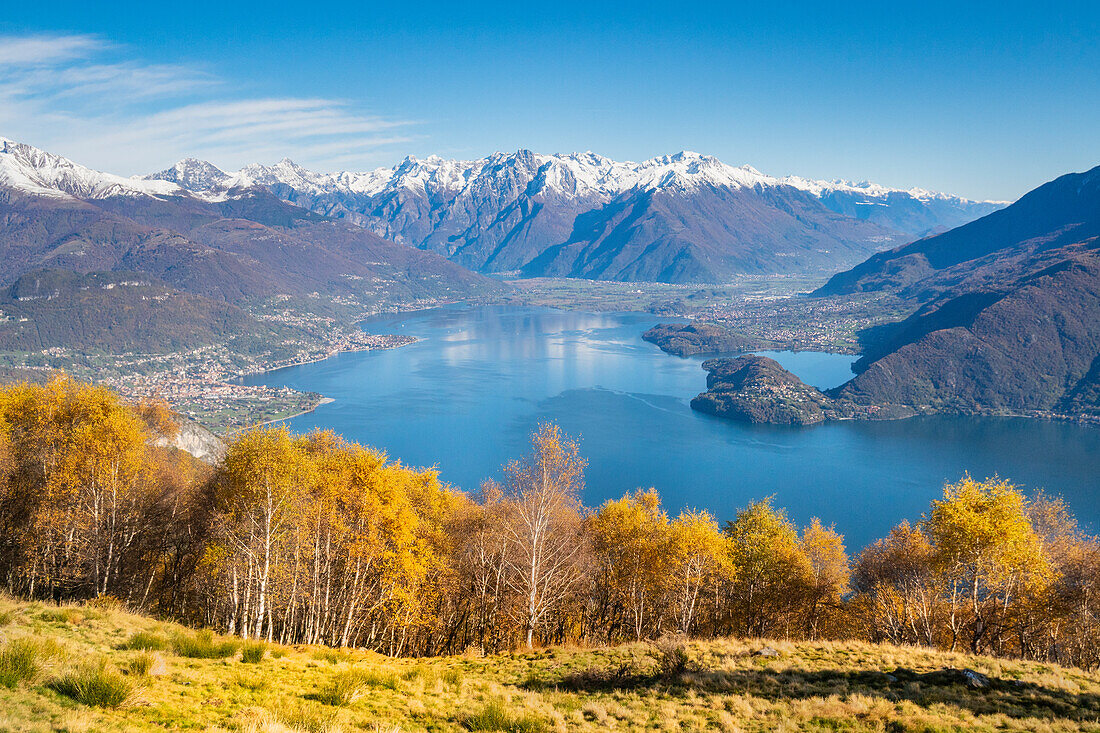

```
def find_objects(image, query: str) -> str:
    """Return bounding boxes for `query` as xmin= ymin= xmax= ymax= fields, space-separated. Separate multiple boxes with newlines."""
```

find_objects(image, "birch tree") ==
xmin=500 ymin=423 xmax=587 ymax=648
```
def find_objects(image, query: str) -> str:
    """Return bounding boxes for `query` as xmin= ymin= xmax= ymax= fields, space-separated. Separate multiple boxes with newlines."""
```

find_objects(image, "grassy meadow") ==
xmin=0 ymin=596 xmax=1098 ymax=732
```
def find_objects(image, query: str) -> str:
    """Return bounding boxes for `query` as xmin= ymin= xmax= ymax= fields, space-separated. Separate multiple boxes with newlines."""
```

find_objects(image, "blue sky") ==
xmin=1 ymin=1 xmax=1097 ymax=200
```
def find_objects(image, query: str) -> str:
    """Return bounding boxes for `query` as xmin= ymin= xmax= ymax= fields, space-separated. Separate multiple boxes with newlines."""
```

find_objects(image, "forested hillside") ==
xmin=1 ymin=377 xmax=1097 ymax=671
xmin=0 ymin=271 xmax=276 ymax=353
xmin=800 ymin=165 xmax=1100 ymax=419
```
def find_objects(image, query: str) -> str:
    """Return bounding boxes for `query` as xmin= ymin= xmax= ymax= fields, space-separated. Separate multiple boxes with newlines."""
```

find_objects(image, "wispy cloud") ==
xmin=0 ymin=34 xmax=103 ymax=66
xmin=0 ymin=33 xmax=414 ymax=174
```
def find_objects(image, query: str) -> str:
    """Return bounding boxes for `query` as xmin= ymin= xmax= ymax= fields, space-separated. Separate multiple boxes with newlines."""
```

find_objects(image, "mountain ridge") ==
xmin=0 ymin=138 xmax=506 ymax=360
xmin=146 ymin=148 xmax=1006 ymax=283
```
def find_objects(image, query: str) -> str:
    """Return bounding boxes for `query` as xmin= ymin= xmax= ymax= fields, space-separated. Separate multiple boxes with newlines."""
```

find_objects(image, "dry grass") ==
xmin=47 ymin=658 xmax=134 ymax=708
xmin=242 ymin=640 xmax=269 ymax=664
xmin=171 ymin=628 xmax=240 ymax=658
xmin=0 ymin=637 xmax=63 ymax=688
xmin=0 ymin=598 xmax=1094 ymax=731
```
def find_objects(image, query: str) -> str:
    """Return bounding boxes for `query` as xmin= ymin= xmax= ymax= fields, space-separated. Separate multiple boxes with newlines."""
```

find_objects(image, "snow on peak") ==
xmin=780 ymin=174 xmax=997 ymax=205
xmin=628 ymin=152 xmax=778 ymax=192
xmin=149 ymin=158 xmax=229 ymax=192
xmin=137 ymin=147 xmax=997 ymax=209
xmin=0 ymin=137 xmax=181 ymax=200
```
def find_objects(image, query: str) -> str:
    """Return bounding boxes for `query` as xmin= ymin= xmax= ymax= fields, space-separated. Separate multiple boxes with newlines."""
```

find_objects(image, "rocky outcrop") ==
xmin=691 ymin=356 xmax=919 ymax=425
xmin=154 ymin=418 xmax=225 ymax=463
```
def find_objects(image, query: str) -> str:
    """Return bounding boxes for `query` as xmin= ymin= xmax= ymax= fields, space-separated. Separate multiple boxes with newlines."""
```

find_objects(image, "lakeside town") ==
xmin=1 ymin=326 xmax=418 ymax=434
xmin=107 ymin=329 xmax=418 ymax=433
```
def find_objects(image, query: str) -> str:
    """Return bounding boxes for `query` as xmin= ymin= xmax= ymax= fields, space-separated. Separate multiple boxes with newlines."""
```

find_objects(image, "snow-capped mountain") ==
xmin=0 ymin=137 xmax=502 ymax=306
xmin=152 ymin=149 xmax=1003 ymax=234
xmin=781 ymin=175 xmax=1007 ymax=237
xmin=0 ymin=136 xmax=1007 ymax=285
xmin=151 ymin=150 xmax=1003 ymax=282
xmin=0 ymin=137 xmax=180 ymax=200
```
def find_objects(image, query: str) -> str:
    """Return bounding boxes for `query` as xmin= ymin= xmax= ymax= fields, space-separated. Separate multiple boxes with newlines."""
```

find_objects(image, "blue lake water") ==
xmin=243 ymin=305 xmax=1100 ymax=550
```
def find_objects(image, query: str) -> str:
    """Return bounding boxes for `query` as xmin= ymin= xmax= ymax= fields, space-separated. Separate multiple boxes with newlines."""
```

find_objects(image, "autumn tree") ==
xmin=721 ymin=498 xmax=814 ymax=638
xmin=800 ymin=518 xmax=850 ymax=639
xmin=926 ymin=475 xmax=1051 ymax=654
xmin=589 ymin=489 xmax=669 ymax=641
xmin=0 ymin=376 xmax=175 ymax=601
xmin=666 ymin=509 xmax=729 ymax=635
xmin=214 ymin=426 xmax=314 ymax=639
xmin=1023 ymin=493 xmax=1100 ymax=666
xmin=500 ymin=423 xmax=588 ymax=648
xmin=852 ymin=521 xmax=940 ymax=646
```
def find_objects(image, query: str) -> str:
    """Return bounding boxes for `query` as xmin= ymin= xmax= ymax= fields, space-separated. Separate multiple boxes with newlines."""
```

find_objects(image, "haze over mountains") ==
xmin=150 ymin=150 xmax=1005 ymax=283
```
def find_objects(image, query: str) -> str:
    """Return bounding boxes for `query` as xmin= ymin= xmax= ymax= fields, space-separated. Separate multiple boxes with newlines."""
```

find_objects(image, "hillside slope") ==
xmin=0 ymin=596 xmax=1097 ymax=732
xmin=0 ymin=270 xmax=273 ymax=353
xmin=799 ymin=164 xmax=1100 ymax=419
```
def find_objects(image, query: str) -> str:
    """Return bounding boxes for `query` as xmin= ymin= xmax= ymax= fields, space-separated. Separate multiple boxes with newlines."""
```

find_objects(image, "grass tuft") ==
xmin=120 ymin=630 xmax=169 ymax=651
xmin=172 ymin=629 xmax=239 ymax=659
xmin=234 ymin=671 xmax=270 ymax=691
xmin=312 ymin=648 xmax=349 ymax=665
xmin=39 ymin=607 xmax=85 ymax=625
xmin=48 ymin=658 xmax=133 ymax=708
xmin=245 ymin=701 xmax=341 ymax=732
xmin=124 ymin=650 xmax=165 ymax=677
xmin=314 ymin=668 xmax=397 ymax=706
xmin=460 ymin=699 xmax=548 ymax=732
xmin=0 ymin=637 xmax=63 ymax=688
xmin=241 ymin=640 xmax=268 ymax=663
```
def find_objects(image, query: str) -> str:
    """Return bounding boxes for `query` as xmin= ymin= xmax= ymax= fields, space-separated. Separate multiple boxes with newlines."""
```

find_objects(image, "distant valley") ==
xmin=9 ymin=133 xmax=1093 ymax=432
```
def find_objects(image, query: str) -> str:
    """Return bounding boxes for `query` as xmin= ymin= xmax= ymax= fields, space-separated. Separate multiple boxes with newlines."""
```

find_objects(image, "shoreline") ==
xmin=244 ymin=336 xmax=420 ymax=379
xmin=241 ymin=397 xmax=337 ymax=432
xmin=236 ymin=331 xmax=422 ymax=432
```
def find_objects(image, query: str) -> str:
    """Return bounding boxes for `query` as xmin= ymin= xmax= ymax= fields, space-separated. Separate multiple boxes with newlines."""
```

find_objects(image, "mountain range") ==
xmin=0 ymin=136 xmax=502 ymax=354
xmin=148 ymin=150 xmax=1005 ymax=283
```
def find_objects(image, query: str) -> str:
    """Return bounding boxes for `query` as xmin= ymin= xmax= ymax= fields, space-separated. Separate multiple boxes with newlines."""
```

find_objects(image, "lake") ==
xmin=243 ymin=305 xmax=1100 ymax=549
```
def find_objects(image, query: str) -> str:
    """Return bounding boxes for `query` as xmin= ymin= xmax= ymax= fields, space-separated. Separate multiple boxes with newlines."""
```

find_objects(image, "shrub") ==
xmin=172 ymin=629 xmax=239 ymax=659
xmin=49 ymin=659 xmax=133 ymax=708
xmin=315 ymin=668 xmax=397 ymax=706
xmin=654 ymin=635 xmax=690 ymax=679
xmin=83 ymin=595 xmax=123 ymax=612
xmin=442 ymin=668 xmax=464 ymax=687
xmin=241 ymin=640 xmax=267 ymax=663
xmin=460 ymin=699 xmax=548 ymax=732
xmin=120 ymin=631 xmax=169 ymax=651
xmin=0 ymin=637 xmax=62 ymax=688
